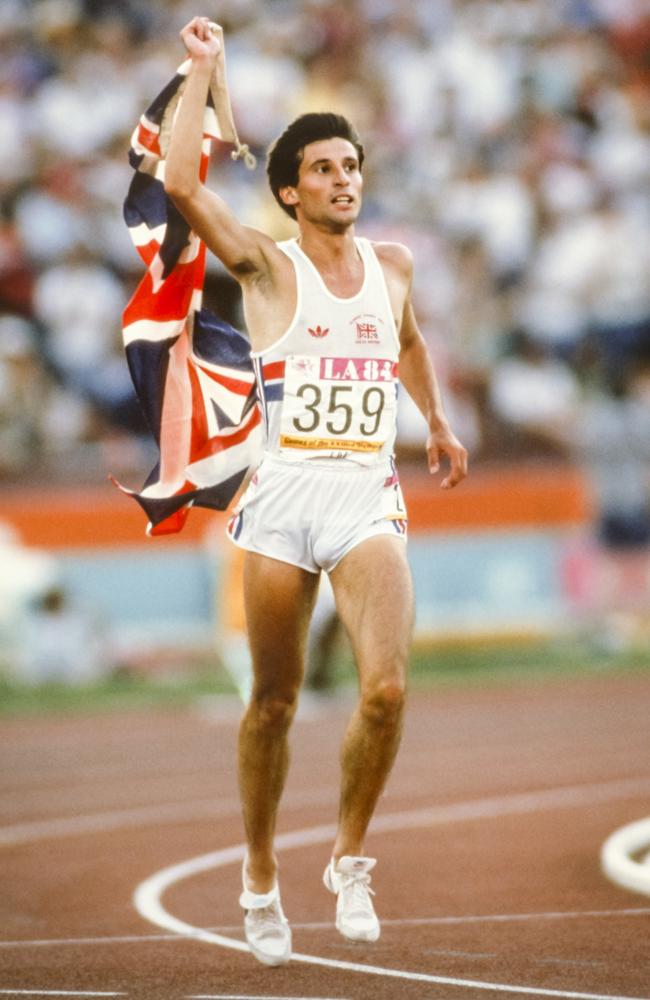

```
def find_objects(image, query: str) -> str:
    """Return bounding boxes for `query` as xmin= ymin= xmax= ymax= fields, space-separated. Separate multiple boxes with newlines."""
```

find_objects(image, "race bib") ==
xmin=279 ymin=355 xmax=398 ymax=463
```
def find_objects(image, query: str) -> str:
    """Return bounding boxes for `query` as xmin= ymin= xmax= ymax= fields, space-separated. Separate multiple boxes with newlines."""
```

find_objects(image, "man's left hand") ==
xmin=426 ymin=426 xmax=468 ymax=489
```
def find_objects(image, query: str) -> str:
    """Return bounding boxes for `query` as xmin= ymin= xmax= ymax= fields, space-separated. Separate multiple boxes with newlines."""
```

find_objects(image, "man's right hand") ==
xmin=180 ymin=16 xmax=223 ymax=65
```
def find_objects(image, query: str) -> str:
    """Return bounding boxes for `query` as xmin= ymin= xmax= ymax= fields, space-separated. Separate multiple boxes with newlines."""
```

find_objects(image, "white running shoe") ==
xmin=323 ymin=855 xmax=380 ymax=942
xmin=239 ymin=864 xmax=291 ymax=966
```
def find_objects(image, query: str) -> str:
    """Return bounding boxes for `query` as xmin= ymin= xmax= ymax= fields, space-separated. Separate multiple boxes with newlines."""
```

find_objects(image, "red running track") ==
xmin=1 ymin=671 xmax=649 ymax=1000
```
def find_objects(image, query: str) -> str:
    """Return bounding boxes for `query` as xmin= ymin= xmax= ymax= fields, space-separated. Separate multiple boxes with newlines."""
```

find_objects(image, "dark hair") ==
xmin=266 ymin=112 xmax=365 ymax=220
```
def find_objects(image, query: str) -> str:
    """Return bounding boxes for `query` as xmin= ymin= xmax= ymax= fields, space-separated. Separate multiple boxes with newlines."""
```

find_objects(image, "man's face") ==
xmin=282 ymin=137 xmax=363 ymax=229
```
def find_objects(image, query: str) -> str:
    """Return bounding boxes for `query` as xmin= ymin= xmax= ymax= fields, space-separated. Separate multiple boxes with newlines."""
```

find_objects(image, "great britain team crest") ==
xmin=352 ymin=313 xmax=382 ymax=344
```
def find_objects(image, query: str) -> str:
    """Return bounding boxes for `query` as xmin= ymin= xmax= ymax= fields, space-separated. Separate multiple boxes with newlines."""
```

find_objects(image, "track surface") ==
xmin=1 ymin=671 xmax=650 ymax=999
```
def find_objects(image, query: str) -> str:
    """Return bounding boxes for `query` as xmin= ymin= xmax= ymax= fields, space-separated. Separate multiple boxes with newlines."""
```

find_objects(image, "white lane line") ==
xmin=4 ymin=774 xmax=648 ymax=849
xmin=537 ymin=960 xmax=605 ymax=969
xmin=423 ymin=948 xmax=497 ymax=959
xmin=0 ymin=786 xmax=339 ymax=848
xmin=367 ymin=776 xmax=650 ymax=836
xmin=0 ymin=933 xmax=184 ymax=949
xmin=0 ymin=992 xmax=127 ymax=997
xmin=373 ymin=906 xmax=650 ymax=928
xmin=133 ymin=777 xmax=650 ymax=1000
xmin=0 ymin=800 xmax=219 ymax=846
xmin=2 ymin=908 xmax=649 ymax=951
xmin=184 ymin=990 xmax=630 ymax=1000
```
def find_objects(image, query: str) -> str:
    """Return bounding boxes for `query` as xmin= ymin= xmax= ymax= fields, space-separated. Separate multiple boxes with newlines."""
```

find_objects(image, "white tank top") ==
xmin=251 ymin=236 xmax=400 ymax=469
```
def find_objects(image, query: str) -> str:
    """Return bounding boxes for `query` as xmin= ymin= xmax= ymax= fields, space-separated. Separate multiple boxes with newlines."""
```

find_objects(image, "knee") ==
xmin=360 ymin=677 xmax=406 ymax=728
xmin=247 ymin=690 xmax=299 ymax=734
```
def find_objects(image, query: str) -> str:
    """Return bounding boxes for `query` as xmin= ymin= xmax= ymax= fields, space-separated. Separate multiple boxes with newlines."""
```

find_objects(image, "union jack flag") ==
xmin=114 ymin=59 xmax=263 ymax=535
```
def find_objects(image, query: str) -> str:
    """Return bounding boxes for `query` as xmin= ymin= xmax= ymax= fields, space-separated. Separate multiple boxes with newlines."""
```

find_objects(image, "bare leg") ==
xmin=329 ymin=535 xmax=413 ymax=859
xmin=238 ymin=551 xmax=319 ymax=892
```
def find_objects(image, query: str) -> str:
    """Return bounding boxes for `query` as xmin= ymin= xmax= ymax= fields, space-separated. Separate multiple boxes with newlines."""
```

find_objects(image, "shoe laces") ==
xmin=338 ymin=869 xmax=375 ymax=913
xmin=247 ymin=900 xmax=286 ymax=938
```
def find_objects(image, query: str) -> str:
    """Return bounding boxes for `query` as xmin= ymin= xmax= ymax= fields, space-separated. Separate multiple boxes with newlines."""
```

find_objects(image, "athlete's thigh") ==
xmin=328 ymin=535 xmax=413 ymax=687
xmin=243 ymin=550 xmax=321 ymax=696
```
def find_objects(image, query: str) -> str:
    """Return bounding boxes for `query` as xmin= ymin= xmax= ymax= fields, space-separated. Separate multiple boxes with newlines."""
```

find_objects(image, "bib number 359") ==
xmin=294 ymin=383 xmax=386 ymax=437
xmin=279 ymin=354 xmax=397 ymax=457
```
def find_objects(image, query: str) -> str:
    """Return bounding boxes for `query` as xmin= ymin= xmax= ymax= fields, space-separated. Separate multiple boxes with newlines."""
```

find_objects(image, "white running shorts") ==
xmin=226 ymin=455 xmax=408 ymax=574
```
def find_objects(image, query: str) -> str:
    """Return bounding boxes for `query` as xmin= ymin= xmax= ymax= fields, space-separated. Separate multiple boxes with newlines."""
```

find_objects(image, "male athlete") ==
xmin=165 ymin=16 xmax=468 ymax=966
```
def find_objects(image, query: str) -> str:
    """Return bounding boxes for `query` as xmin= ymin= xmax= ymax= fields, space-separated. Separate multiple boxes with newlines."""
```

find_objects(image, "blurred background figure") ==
xmin=0 ymin=520 xmax=112 ymax=684
xmin=487 ymin=327 xmax=580 ymax=459
xmin=0 ymin=520 xmax=58 ymax=672
xmin=19 ymin=583 xmax=112 ymax=685
xmin=557 ymin=353 xmax=650 ymax=651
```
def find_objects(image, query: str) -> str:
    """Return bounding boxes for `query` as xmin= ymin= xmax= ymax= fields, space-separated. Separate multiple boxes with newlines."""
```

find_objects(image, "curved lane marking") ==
xmin=601 ymin=816 xmax=650 ymax=898
xmin=134 ymin=777 xmax=650 ymax=1000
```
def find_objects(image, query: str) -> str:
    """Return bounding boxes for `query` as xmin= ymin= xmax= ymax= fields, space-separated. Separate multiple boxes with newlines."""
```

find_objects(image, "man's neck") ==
xmin=296 ymin=224 xmax=364 ymax=298
xmin=297 ymin=225 xmax=359 ymax=269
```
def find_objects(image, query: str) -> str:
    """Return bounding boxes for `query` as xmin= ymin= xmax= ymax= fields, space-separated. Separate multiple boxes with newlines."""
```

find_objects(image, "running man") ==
xmin=165 ymin=16 xmax=468 ymax=966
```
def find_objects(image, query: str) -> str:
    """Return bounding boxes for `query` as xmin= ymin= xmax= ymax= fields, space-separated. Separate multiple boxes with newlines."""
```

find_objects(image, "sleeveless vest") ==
xmin=251 ymin=237 xmax=400 ymax=468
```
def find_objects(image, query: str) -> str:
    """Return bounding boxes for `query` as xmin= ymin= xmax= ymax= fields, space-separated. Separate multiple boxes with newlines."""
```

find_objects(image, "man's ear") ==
xmin=279 ymin=186 xmax=299 ymax=208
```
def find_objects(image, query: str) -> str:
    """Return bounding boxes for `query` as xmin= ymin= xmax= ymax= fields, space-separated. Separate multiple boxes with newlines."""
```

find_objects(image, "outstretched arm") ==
xmin=399 ymin=296 xmax=468 ymax=489
xmin=164 ymin=17 xmax=277 ymax=281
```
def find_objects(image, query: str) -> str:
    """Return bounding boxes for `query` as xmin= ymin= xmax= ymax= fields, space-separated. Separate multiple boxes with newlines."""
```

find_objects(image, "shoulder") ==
xmin=370 ymin=240 xmax=413 ymax=272
xmin=369 ymin=241 xmax=413 ymax=296
xmin=370 ymin=240 xmax=413 ymax=277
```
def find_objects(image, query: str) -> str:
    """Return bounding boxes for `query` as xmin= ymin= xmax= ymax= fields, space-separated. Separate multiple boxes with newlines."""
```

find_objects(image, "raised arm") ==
xmin=164 ymin=17 xmax=279 ymax=282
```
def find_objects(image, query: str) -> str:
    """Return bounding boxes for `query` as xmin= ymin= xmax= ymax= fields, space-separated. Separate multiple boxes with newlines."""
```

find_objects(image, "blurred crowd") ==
xmin=1 ymin=0 xmax=649 ymax=543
